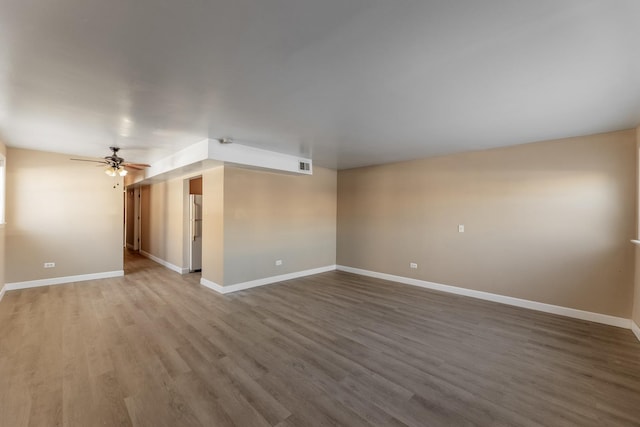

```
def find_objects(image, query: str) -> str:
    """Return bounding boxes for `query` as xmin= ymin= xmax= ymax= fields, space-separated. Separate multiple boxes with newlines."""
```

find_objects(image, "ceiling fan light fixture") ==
xmin=72 ymin=147 xmax=149 ymax=185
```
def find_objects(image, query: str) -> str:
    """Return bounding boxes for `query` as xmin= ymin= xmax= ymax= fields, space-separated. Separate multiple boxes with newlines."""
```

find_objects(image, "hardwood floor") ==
xmin=1 ymin=252 xmax=639 ymax=426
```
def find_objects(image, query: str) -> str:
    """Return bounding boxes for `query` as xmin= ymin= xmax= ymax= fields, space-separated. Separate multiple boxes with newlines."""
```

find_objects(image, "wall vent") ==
xmin=299 ymin=161 xmax=311 ymax=172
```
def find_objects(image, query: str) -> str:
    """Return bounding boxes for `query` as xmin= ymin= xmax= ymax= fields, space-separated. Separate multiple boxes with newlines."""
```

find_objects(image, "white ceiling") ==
xmin=0 ymin=0 xmax=639 ymax=169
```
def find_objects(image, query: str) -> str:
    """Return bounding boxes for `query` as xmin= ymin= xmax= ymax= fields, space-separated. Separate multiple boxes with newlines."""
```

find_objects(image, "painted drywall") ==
xmin=633 ymin=247 xmax=640 ymax=327
xmin=138 ymin=178 xmax=185 ymax=270
xmin=189 ymin=177 xmax=202 ymax=195
xmin=338 ymin=130 xmax=636 ymax=318
xmin=0 ymin=221 xmax=3 ymax=293
xmin=222 ymin=166 xmax=337 ymax=286
xmin=0 ymin=139 xmax=6 ymax=289
xmin=140 ymin=185 xmax=151 ymax=253
xmin=633 ymin=126 xmax=640 ymax=327
xmin=125 ymin=189 xmax=136 ymax=248
xmin=201 ymin=167 xmax=224 ymax=285
xmin=5 ymin=148 xmax=123 ymax=283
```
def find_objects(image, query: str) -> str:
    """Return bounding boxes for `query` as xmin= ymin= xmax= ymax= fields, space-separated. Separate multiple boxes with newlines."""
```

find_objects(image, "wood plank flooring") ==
xmin=1 ymin=251 xmax=640 ymax=426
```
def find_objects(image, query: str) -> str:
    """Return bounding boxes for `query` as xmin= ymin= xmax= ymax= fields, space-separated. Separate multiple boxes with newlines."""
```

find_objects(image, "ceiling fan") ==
xmin=71 ymin=147 xmax=150 ymax=177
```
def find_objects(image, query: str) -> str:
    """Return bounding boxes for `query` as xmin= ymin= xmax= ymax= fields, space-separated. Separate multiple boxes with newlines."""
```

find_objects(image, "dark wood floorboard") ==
xmin=1 ymin=251 xmax=640 ymax=426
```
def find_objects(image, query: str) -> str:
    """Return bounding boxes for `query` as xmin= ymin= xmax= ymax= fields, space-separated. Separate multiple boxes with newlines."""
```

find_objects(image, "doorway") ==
xmin=188 ymin=177 xmax=203 ymax=272
xmin=125 ymin=187 xmax=141 ymax=251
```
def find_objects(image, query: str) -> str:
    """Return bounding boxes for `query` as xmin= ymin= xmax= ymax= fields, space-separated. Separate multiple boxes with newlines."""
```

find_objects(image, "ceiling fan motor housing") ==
xmin=106 ymin=147 xmax=124 ymax=167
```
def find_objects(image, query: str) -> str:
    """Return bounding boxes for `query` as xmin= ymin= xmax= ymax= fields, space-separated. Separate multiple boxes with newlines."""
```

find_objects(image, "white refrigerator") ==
xmin=189 ymin=194 xmax=203 ymax=272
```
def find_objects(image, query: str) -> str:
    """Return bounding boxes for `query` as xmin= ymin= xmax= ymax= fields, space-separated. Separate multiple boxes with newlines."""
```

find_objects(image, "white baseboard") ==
xmin=201 ymin=265 xmax=337 ymax=294
xmin=336 ymin=265 xmax=631 ymax=330
xmin=140 ymin=250 xmax=189 ymax=274
xmin=126 ymin=243 xmax=137 ymax=250
xmin=200 ymin=278 xmax=224 ymax=293
xmin=632 ymin=321 xmax=640 ymax=342
xmin=4 ymin=270 xmax=125 ymax=291
xmin=0 ymin=284 xmax=5 ymax=302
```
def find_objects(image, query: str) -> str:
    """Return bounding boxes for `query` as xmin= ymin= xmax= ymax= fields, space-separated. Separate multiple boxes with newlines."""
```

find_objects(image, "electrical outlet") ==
xmin=275 ymin=259 xmax=283 ymax=266
xmin=458 ymin=224 xmax=465 ymax=233
xmin=410 ymin=262 xmax=418 ymax=269
xmin=43 ymin=262 xmax=55 ymax=268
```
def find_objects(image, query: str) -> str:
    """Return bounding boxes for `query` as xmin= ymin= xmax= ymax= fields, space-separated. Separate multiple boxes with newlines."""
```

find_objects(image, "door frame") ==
xmin=184 ymin=176 xmax=203 ymax=273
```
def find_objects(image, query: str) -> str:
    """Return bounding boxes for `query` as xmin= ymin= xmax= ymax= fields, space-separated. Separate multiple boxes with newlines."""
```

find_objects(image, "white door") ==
xmin=189 ymin=194 xmax=203 ymax=272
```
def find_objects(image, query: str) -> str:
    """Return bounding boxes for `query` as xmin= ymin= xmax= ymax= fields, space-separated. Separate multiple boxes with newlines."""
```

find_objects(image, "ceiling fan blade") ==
xmin=72 ymin=149 xmax=149 ymax=181
xmin=123 ymin=162 xmax=151 ymax=169
xmin=70 ymin=158 xmax=109 ymax=164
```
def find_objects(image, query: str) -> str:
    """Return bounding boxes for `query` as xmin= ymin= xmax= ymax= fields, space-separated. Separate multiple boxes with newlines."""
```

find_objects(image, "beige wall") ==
xmin=202 ymin=167 xmax=224 ymax=285
xmin=139 ymin=178 xmax=186 ymax=269
xmin=5 ymin=148 xmax=123 ymax=283
xmin=140 ymin=185 xmax=150 ymax=252
xmin=125 ymin=189 xmax=136 ymax=247
xmin=140 ymin=165 xmax=337 ymax=287
xmin=0 ymin=140 xmax=6 ymax=287
xmin=222 ymin=166 xmax=337 ymax=286
xmin=634 ymin=126 xmax=640 ymax=327
xmin=633 ymin=248 xmax=640 ymax=326
xmin=338 ymin=130 xmax=636 ymax=318
xmin=189 ymin=177 xmax=202 ymax=195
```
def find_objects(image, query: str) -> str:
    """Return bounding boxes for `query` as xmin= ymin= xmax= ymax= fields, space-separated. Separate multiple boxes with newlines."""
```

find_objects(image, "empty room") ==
xmin=1 ymin=1 xmax=640 ymax=426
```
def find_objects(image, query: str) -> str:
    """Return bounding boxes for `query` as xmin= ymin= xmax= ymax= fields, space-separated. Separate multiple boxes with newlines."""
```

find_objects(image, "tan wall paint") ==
xmin=0 ymin=140 xmax=6 ymax=287
xmin=338 ymin=130 xmax=636 ymax=318
xmin=139 ymin=178 xmax=185 ymax=269
xmin=123 ymin=170 xmax=144 ymax=187
xmin=189 ymin=177 xmax=202 ymax=195
xmin=633 ymin=126 xmax=640 ymax=327
xmin=0 ymin=225 xmax=3 ymax=287
xmin=633 ymin=248 xmax=640 ymax=326
xmin=201 ymin=167 xmax=224 ymax=285
xmin=125 ymin=189 xmax=135 ymax=247
xmin=5 ymin=148 xmax=123 ymax=283
xmin=140 ymin=185 xmax=150 ymax=252
xmin=0 ymin=225 xmax=4 ymax=287
xmin=223 ymin=166 xmax=337 ymax=286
